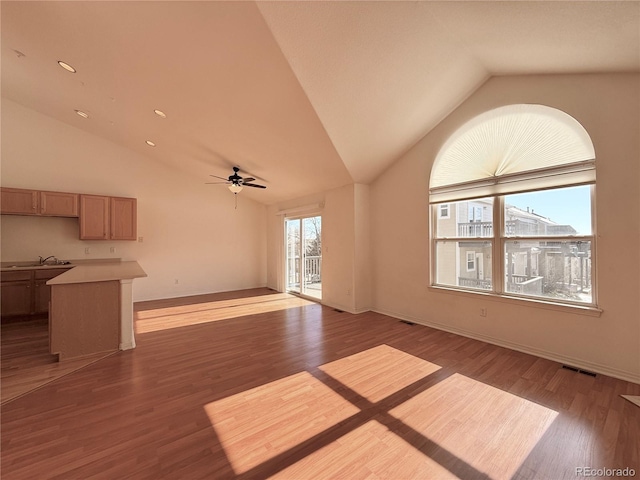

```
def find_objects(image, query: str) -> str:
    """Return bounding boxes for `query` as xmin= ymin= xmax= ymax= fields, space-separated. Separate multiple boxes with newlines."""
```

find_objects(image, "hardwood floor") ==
xmin=2 ymin=288 xmax=639 ymax=479
xmin=1 ymin=315 xmax=113 ymax=404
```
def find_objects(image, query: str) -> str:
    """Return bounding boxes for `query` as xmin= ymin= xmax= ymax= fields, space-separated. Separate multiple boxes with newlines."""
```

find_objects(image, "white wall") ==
xmin=353 ymin=184 xmax=371 ymax=313
xmin=1 ymin=99 xmax=267 ymax=301
xmin=370 ymin=73 xmax=640 ymax=382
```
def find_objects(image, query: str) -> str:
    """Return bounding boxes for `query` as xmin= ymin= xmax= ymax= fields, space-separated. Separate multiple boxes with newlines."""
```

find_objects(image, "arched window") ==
xmin=430 ymin=104 xmax=596 ymax=307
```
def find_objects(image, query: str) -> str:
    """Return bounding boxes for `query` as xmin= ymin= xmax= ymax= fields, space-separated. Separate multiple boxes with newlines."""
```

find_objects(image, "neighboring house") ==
xmin=436 ymin=200 xmax=591 ymax=302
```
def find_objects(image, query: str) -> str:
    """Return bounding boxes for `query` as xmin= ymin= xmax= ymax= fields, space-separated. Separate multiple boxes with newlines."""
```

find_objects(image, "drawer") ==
xmin=1 ymin=270 xmax=32 ymax=282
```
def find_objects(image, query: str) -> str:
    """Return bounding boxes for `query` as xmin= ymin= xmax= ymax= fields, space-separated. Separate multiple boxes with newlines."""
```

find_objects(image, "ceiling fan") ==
xmin=206 ymin=166 xmax=266 ymax=194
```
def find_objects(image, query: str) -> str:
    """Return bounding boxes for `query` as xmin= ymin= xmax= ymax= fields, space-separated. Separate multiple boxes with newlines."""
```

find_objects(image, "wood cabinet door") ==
xmin=40 ymin=191 xmax=79 ymax=217
xmin=1 ymin=188 xmax=39 ymax=215
xmin=110 ymin=197 xmax=137 ymax=241
xmin=34 ymin=268 xmax=71 ymax=313
xmin=79 ymin=195 xmax=110 ymax=240
xmin=34 ymin=280 xmax=51 ymax=314
xmin=1 ymin=281 xmax=32 ymax=316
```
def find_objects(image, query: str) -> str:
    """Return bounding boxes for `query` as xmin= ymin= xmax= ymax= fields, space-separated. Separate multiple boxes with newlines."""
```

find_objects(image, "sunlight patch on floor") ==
xmin=135 ymin=294 xmax=316 ymax=334
xmin=389 ymin=373 xmax=558 ymax=480
xmin=319 ymin=344 xmax=441 ymax=402
xmin=271 ymin=420 xmax=454 ymax=479
xmin=204 ymin=371 xmax=360 ymax=474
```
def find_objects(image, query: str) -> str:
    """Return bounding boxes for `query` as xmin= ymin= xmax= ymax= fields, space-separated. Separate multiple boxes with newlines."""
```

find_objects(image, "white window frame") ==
xmin=466 ymin=251 xmax=476 ymax=272
xmin=428 ymin=104 xmax=600 ymax=313
xmin=430 ymin=185 xmax=598 ymax=310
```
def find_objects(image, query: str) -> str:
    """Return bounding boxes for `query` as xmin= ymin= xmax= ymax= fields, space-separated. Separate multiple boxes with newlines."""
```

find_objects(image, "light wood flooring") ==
xmin=1 ymin=315 xmax=113 ymax=404
xmin=2 ymin=288 xmax=639 ymax=479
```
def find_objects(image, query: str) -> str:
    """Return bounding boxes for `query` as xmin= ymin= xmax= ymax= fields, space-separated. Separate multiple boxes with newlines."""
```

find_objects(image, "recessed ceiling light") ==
xmin=154 ymin=109 xmax=167 ymax=118
xmin=58 ymin=60 xmax=76 ymax=73
xmin=75 ymin=110 xmax=89 ymax=119
xmin=145 ymin=140 xmax=156 ymax=147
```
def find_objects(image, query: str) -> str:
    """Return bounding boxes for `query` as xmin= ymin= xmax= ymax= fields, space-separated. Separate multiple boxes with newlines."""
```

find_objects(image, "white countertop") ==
xmin=1 ymin=263 xmax=73 ymax=272
xmin=47 ymin=261 xmax=147 ymax=285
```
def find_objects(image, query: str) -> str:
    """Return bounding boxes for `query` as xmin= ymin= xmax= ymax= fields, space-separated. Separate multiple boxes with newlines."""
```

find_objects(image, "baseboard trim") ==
xmin=319 ymin=300 xmax=369 ymax=315
xmin=373 ymin=307 xmax=640 ymax=385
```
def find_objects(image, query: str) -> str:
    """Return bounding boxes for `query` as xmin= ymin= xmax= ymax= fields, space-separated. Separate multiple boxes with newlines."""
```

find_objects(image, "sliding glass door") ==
xmin=285 ymin=216 xmax=322 ymax=300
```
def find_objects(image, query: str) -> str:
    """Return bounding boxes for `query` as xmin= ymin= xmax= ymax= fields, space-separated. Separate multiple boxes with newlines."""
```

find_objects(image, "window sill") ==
xmin=428 ymin=285 xmax=603 ymax=317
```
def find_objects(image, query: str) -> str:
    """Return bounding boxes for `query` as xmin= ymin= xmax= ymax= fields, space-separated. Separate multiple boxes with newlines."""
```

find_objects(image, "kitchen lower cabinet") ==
xmin=1 ymin=268 xmax=72 ymax=317
xmin=34 ymin=269 xmax=71 ymax=313
xmin=1 ymin=281 xmax=32 ymax=316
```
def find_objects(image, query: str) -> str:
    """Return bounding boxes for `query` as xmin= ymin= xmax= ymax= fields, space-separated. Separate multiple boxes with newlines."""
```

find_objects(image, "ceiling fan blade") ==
xmin=209 ymin=175 xmax=229 ymax=181
xmin=242 ymin=177 xmax=256 ymax=183
xmin=243 ymin=183 xmax=266 ymax=189
xmin=205 ymin=181 xmax=230 ymax=184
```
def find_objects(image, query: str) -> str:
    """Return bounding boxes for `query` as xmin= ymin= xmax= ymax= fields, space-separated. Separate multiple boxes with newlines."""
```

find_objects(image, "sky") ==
xmin=505 ymin=185 xmax=592 ymax=235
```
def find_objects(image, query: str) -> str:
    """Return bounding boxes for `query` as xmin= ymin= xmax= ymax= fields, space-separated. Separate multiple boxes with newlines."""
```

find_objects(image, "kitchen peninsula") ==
xmin=47 ymin=260 xmax=146 ymax=360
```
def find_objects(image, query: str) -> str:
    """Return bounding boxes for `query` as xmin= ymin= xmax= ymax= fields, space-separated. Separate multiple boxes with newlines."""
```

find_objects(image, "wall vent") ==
xmin=334 ymin=308 xmax=344 ymax=313
xmin=400 ymin=320 xmax=416 ymax=326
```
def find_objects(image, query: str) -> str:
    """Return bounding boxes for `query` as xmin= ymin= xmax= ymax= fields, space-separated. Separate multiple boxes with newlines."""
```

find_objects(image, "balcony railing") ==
xmin=458 ymin=222 xmax=493 ymax=237
xmin=507 ymin=275 xmax=543 ymax=295
xmin=458 ymin=275 xmax=544 ymax=295
xmin=456 ymin=221 xmax=551 ymax=237
xmin=305 ymin=255 xmax=321 ymax=283
xmin=458 ymin=277 xmax=492 ymax=290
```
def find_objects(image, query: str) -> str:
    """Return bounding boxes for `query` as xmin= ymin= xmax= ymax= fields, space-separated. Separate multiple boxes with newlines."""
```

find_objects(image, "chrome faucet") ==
xmin=39 ymin=255 xmax=58 ymax=265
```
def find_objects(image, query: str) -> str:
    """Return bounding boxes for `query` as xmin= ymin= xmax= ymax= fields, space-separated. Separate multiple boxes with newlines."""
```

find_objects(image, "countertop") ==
xmin=46 ymin=261 xmax=147 ymax=285
xmin=1 ymin=263 xmax=74 ymax=271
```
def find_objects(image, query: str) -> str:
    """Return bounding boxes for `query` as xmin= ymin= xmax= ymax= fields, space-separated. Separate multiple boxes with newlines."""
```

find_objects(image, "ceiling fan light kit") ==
xmin=206 ymin=166 xmax=266 ymax=207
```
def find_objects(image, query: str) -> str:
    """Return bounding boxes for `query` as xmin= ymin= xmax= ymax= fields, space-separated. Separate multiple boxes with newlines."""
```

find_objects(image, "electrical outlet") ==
xmin=174 ymin=279 xmax=179 ymax=285
xmin=110 ymin=247 xmax=116 ymax=253
xmin=85 ymin=247 xmax=91 ymax=254
xmin=480 ymin=308 xmax=487 ymax=317
xmin=138 ymin=236 xmax=144 ymax=243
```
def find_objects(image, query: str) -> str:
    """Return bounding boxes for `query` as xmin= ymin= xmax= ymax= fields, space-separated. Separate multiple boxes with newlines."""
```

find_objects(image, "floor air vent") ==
xmin=334 ymin=308 xmax=344 ymax=313
xmin=400 ymin=320 xmax=416 ymax=326
xmin=562 ymin=365 xmax=597 ymax=377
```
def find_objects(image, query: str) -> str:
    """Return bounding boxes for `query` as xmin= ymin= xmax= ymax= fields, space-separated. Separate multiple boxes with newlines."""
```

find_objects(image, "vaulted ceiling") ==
xmin=2 ymin=1 xmax=639 ymax=204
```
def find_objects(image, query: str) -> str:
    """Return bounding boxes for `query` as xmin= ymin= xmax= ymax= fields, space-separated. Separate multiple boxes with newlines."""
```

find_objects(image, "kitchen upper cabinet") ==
xmin=1 ymin=188 xmax=39 ymax=215
xmin=1 ymin=188 xmax=78 ymax=217
xmin=40 ymin=191 xmax=78 ymax=217
xmin=2 ymin=187 xmax=136 ymax=241
xmin=110 ymin=197 xmax=137 ymax=241
xmin=79 ymin=195 xmax=110 ymax=240
xmin=79 ymin=194 xmax=137 ymax=241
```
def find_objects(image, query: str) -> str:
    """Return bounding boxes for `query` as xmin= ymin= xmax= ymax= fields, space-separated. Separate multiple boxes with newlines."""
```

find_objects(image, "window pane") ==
xmin=435 ymin=198 xmax=493 ymax=238
xmin=504 ymin=185 xmax=591 ymax=236
xmin=435 ymin=241 xmax=492 ymax=290
xmin=504 ymin=240 xmax=592 ymax=304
